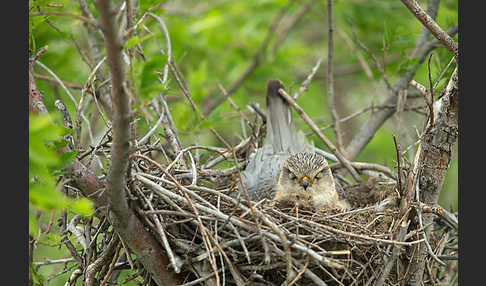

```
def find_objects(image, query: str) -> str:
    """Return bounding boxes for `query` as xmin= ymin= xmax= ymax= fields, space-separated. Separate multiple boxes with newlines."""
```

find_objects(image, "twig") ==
xmin=123 ymin=12 xmax=148 ymax=39
xmin=210 ymin=126 xmax=295 ymax=284
xmin=337 ymin=28 xmax=381 ymax=92
xmin=392 ymin=135 xmax=403 ymax=193
xmin=99 ymin=241 xmax=122 ymax=286
xmin=34 ymin=258 xmax=75 ymax=267
xmin=137 ymin=109 xmax=164 ymax=145
xmin=277 ymin=210 xmax=424 ymax=246
xmin=326 ymin=0 xmax=345 ymax=154
xmin=412 ymin=0 xmax=441 ymax=55
xmin=147 ymin=12 xmax=171 ymax=84
xmin=375 ymin=220 xmax=409 ymax=286
xmin=30 ymin=11 xmax=99 ymax=27
xmin=132 ymin=155 xmax=221 ymax=284
xmin=434 ymin=56 xmax=455 ymax=90
xmin=287 ymin=256 xmax=310 ymax=286
xmin=29 ymin=47 xmax=49 ymax=115
xmin=136 ymin=175 xmax=344 ymax=269
xmin=34 ymin=73 xmax=83 ymax=89
xmin=349 ymin=25 xmax=394 ymax=93
xmin=168 ymin=61 xmax=203 ymax=119
xmin=409 ymin=80 xmax=428 ymax=96
xmin=293 ymin=58 xmax=322 ymax=100
xmin=85 ymin=234 xmax=119 ymax=285
xmin=277 ymin=88 xmax=362 ymax=182
xmin=218 ymin=82 xmax=252 ymax=127
xmin=137 ymin=187 xmax=182 ymax=273
xmin=329 ymin=161 xmax=397 ymax=180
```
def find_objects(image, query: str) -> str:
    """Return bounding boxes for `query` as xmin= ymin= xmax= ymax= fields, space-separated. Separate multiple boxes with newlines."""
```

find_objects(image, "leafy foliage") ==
xmin=29 ymin=114 xmax=93 ymax=237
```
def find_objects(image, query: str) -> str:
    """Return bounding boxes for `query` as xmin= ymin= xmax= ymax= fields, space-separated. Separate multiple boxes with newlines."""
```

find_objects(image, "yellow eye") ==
xmin=315 ymin=172 xmax=323 ymax=179
xmin=289 ymin=173 xmax=297 ymax=180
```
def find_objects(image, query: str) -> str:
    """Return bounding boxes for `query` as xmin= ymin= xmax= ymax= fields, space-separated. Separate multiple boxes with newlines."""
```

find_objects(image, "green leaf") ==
xmin=126 ymin=34 xmax=152 ymax=49
xmin=139 ymin=55 xmax=168 ymax=99
xmin=70 ymin=198 xmax=94 ymax=216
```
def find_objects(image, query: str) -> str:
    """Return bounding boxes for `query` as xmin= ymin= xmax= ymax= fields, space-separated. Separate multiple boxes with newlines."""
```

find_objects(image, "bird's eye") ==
xmin=315 ymin=171 xmax=324 ymax=179
xmin=289 ymin=173 xmax=297 ymax=180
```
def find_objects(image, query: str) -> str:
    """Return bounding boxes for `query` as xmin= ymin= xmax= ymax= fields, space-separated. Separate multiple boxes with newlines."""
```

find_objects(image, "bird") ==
xmin=238 ymin=79 xmax=350 ymax=210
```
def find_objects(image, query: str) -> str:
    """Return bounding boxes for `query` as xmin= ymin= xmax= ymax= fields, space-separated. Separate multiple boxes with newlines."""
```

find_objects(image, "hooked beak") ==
xmin=300 ymin=176 xmax=311 ymax=190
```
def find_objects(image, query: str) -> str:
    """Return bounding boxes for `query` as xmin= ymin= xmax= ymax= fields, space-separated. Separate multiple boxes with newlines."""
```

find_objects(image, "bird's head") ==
xmin=278 ymin=152 xmax=335 ymax=194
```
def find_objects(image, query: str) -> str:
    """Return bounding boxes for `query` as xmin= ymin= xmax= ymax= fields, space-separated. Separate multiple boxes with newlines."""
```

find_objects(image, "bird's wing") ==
xmin=238 ymin=145 xmax=287 ymax=200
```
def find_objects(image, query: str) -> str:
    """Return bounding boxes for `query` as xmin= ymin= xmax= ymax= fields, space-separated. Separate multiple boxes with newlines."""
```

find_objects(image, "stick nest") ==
xmin=127 ymin=146 xmax=457 ymax=286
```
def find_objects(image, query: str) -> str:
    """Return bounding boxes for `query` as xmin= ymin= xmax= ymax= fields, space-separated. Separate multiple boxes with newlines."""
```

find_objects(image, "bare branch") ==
xmin=400 ymin=0 xmax=458 ymax=58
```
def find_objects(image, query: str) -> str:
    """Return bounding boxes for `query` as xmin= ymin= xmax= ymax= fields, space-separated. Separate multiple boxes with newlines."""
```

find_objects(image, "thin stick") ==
xmin=326 ymin=0 xmax=345 ymax=154
xmin=393 ymin=135 xmax=402 ymax=193
xmin=278 ymin=88 xmax=361 ymax=182
xmin=132 ymin=155 xmax=221 ymax=284
xmin=294 ymin=58 xmax=322 ymax=100
xmin=278 ymin=211 xmax=424 ymax=246
xmin=136 ymin=175 xmax=344 ymax=269
xmin=349 ymin=25 xmax=394 ymax=93
xmin=30 ymin=11 xmax=99 ymax=27
xmin=426 ymin=53 xmax=435 ymax=129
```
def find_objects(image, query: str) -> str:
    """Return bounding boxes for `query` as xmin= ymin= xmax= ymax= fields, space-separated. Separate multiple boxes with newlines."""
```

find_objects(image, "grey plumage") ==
xmin=238 ymin=80 xmax=312 ymax=200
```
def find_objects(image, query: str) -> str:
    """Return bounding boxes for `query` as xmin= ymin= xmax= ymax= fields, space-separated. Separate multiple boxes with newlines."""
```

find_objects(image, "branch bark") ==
xmin=405 ymin=67 xmax=458 ymax=286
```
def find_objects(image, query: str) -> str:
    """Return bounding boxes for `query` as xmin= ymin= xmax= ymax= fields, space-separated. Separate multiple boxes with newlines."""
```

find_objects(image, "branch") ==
xmin=94 ymin=0 xmax=130 ymax=219
xmin=405 ymin=67 xmax=458 ymax=286
xmin=400 ymin=0 xmax=458 ymax=58
xmin=412 ymin=0 xmax=441 ymax=55
xmin=94 ymin=1 xmax=182 ymax=285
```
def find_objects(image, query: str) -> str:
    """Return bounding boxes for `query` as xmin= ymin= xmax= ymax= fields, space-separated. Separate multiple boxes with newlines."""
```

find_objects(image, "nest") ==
xmin=127 ymin=150 xmax=458 ymax=286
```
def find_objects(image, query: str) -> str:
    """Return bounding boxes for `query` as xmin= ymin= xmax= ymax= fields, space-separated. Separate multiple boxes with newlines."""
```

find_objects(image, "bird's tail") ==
xmin=265 ymin=79 xmax=304 ymax=153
